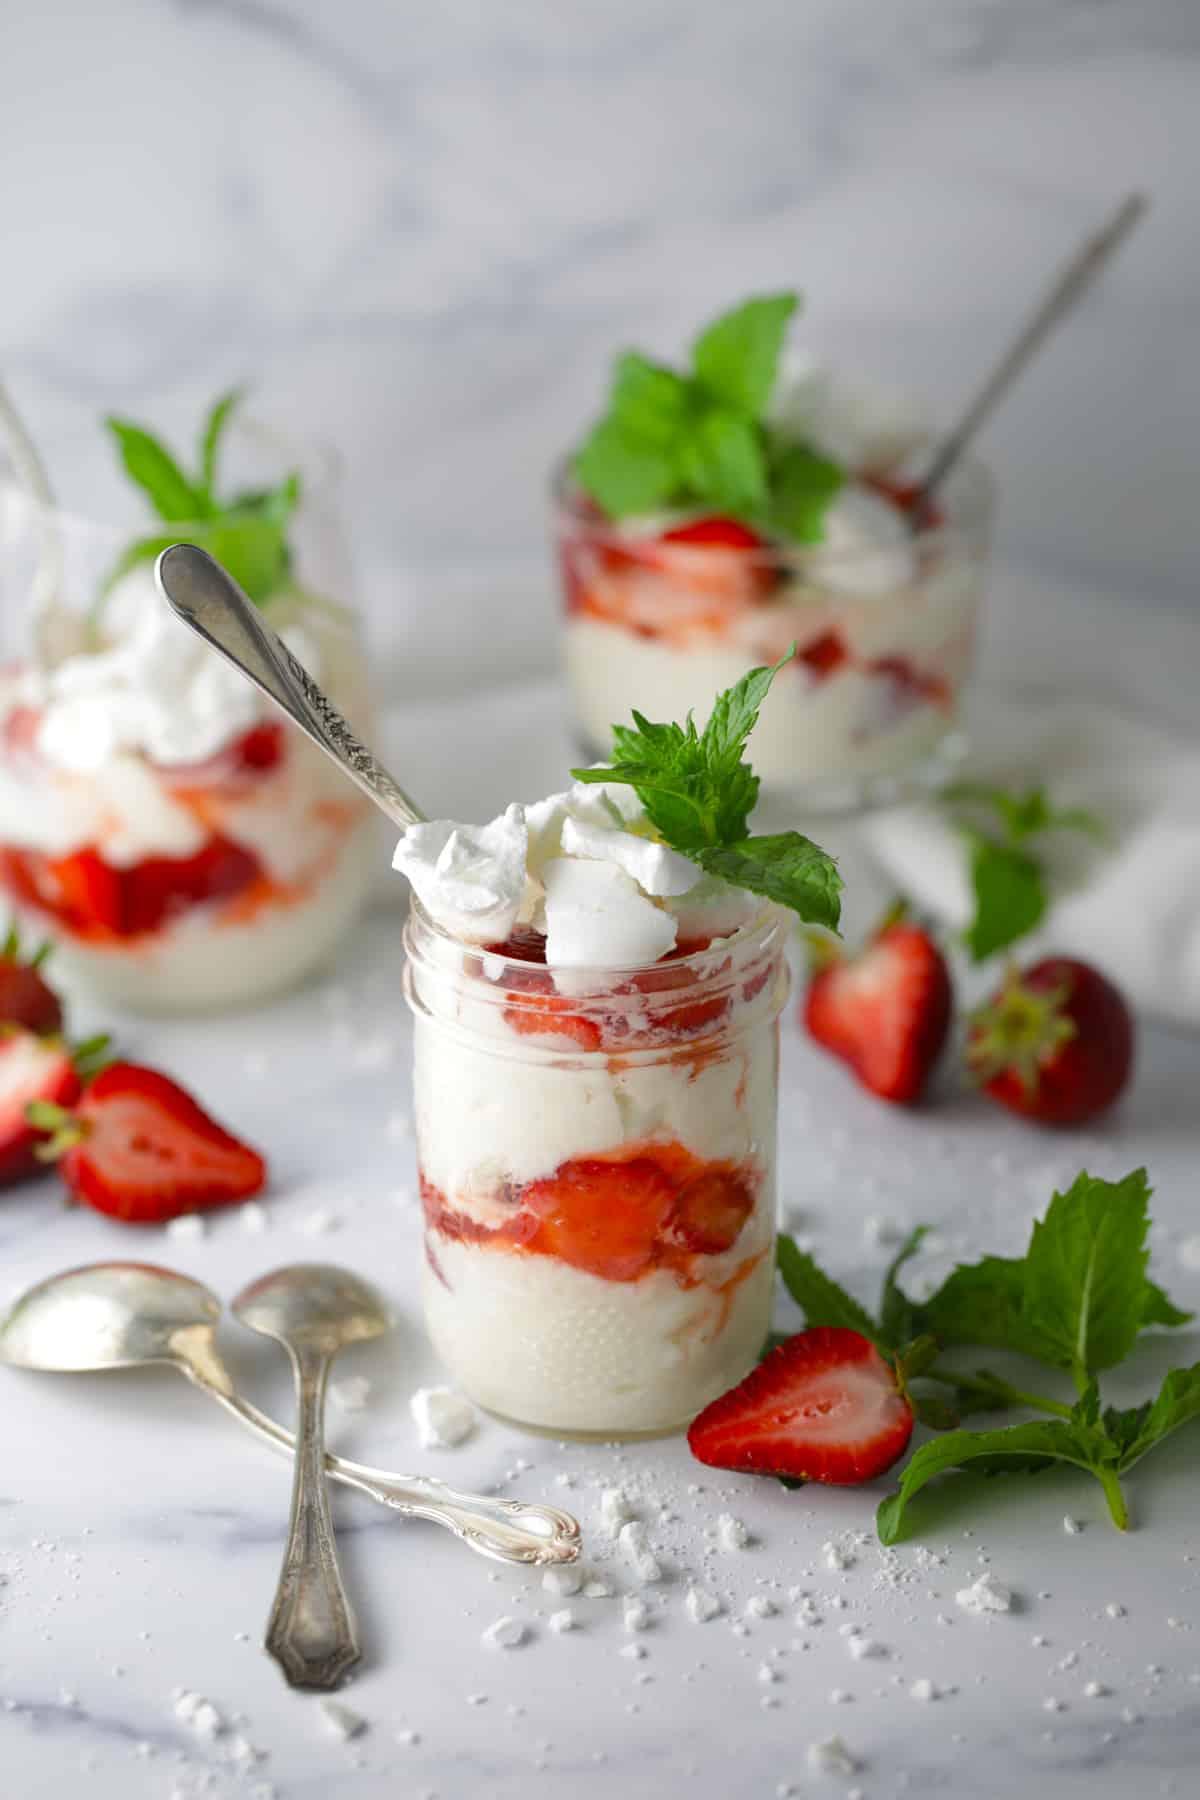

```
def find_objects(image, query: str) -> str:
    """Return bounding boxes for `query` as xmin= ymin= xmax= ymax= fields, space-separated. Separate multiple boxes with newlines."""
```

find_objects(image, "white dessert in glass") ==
xmin=400 ymin=784 xmax=790 ymax=1436
xmin=0 ymin=399 xmax=376 ymax=1012
xmin=557 ymin=296 xmax=994 ymax=813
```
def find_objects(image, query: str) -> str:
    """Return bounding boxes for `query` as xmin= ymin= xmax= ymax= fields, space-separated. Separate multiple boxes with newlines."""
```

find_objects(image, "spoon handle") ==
xmin=205 ymin=1385 xmax=580 ymax=1566
xmin=264 ymin=1347 xmax=361 ymax=1691
xmin=154 ymin=543 xmax=424 ymax=831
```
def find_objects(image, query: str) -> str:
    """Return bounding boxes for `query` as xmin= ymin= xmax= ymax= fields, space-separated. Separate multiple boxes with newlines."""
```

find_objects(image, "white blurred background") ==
xmin=2 ymin=0 xmax=1197 ymax=708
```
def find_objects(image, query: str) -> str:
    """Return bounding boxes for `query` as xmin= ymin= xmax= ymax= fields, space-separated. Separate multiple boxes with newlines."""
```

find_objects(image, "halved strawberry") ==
xmin=688 ymin=1326 xmax=913 ymax=1484
xmin=968 ymin=956 xmax=1133 ymax=1128
xmin=523 ymin=1155 xmax=676 ymax=1282
xmin=803 ymin=920 xmax=952 ymax=1104
xmin=0 ymin=1029 xmax=84 ymax=1185
xmin=0 ymin=924 xmax=62 ymax=1035
xmin=669 ymin=1168 xmax=756 ymax=1255
xmin=42 ymin=1061 xmax=266 ymax=1223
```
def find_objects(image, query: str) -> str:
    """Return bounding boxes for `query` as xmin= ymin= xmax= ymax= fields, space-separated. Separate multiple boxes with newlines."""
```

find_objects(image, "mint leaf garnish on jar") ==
xmin=572 ymin=648 xmax=843 ymax=931
xmin=101 ymin=388 xmax=301 ymax=607
xmin=572 ymin=291 xmax=846 ymax=541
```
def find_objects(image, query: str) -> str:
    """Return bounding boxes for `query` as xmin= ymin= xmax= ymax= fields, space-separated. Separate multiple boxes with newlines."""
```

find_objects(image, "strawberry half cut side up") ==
xmin=36 ymin=1062 xmax=267 ymax=1223
xmin=688 ymin=1326 xmax=914 ymax=1485
xmin=0 ymin=923 xmax=63 ymax=1035
xmin=968 ymin=956 xmax=1134 ymax=1128
xmin=803 ymin=918 xmax=952 ymax=1105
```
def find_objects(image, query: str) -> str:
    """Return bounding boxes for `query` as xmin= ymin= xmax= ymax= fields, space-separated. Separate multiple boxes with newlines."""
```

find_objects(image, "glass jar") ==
xmin=403 ymin=901 xmax=790 ymax=1437
xmin=0 ymin=422 xmax=378 ymax=1013
xmin=552 ymin=457 xmax=993 ymax=814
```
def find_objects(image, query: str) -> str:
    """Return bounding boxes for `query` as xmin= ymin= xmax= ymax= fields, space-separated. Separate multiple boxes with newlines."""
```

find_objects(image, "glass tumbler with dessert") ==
xmin=555 ymin=292 xmax=993 ymax=814
xmin=397 ymin=652 xmax=841 ymax=1436
xmin=0 ymin=393 xmax=377 ymax=1012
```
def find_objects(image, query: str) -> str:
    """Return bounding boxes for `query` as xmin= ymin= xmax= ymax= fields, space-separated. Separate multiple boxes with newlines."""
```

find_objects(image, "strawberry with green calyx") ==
xmin=99 ymin=388 xmax=301 ymax=610
xmin=573 ymin=292 xmax=846 ymax=544
xmin=802 ymin=901 xmax=952 ymax=1105
xmin=0 ymin=1030 xmax=109 ymax=1185
xmin=968 ymin=956 xmax=1133 ymax=1127
xmin=0 ymin=922 xmax=63 ymax=1036
xmin=30 ymin=1061 xmax=266 ymax=1223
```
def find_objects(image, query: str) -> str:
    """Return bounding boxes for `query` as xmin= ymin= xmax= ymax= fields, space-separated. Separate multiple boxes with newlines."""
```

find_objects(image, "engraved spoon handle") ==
xmin=154 ymin=542 xmax=424 ymax=831
xmin=263 ymin=1346 xmax=361 ymax=1691
xmin=201 ymin=1382 xmax=581 ymax=1567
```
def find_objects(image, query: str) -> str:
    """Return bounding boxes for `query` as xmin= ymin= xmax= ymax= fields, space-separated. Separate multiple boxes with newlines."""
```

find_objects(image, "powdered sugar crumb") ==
xmin=956 ymin=1573 xmax=1013 ymax=1615
xmin=482 ymin=1617 xmax=527 ymax=1650
xmin=685 ymin=1586 xmax=722 ymax=1624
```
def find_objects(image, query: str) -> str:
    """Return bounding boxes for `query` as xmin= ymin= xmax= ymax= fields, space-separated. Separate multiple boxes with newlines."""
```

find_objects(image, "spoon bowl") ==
xmin=232 ymin=1263 xmax=391 ymax=1358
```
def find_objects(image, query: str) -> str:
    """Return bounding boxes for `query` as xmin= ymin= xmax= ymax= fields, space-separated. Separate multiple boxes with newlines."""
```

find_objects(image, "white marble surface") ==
xmin=1 ymin=915 xmax=1198 ymax=1799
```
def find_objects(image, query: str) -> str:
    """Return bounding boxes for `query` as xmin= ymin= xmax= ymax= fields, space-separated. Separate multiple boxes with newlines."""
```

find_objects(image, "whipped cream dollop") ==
xmin=393 ymin=777 xmax=757 ymax=965
xmin=25 ymin=566 xmax=314 ymax=772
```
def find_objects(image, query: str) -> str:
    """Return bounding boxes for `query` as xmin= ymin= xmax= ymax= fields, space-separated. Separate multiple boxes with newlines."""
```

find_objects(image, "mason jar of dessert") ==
xmin=555 ymin=291 xmax=994 ymax=813
xmin=404 ymin=900 xmax=789 ymax=1436
xmin=0 ymin=396 xmax=377 ymax=1012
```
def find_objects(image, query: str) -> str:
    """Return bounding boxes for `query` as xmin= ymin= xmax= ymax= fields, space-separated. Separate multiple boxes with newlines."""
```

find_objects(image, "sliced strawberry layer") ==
xmin=0 ymin=835 xmax=262 ymax=942
xmin=688 ymin=1326 xmax=913 ymax=1484
xmin=421 ymin=1140 xmax=760 ymax=1285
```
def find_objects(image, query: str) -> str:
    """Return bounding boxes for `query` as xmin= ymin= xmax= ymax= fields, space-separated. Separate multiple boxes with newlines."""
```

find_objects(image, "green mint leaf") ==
xmin=691 ymin=292 xmax=797 ymax=416
xmin=675 ymin=407 xmax=768 ymax=517
xmin=768 ymin=442 xmax=846 ymax=543
xmin=1117 ymin=1362 xmax=1200 ymax=1469
xmin=947 ymin=782 xmax=1105 ymax=845
xmin=1024 ymin=1169 xmax=1153 ymax=1382
xmin=197 ymin=386 xmax=245 ymax=504
xmin=201 ymin=514 xmax=292 ymax=607
xmin=911 ymin=1392 xmax=964 ymax=1432
xmin=609 ymin=352 xmax=691 ymax=447
xmin=918 ymin=1254 xmax=1033 ymax=1354
xmin=776 ymin=1235 xmax=882 ymax=1347
xmin=879 ymin=1226 xmax=931 ymax=1350
xmin=876 ymin=1418 xmax=1110 ymax=1545
xmin=963 ymin=834 xmax=1046 ymax=963
xmin=1142 ymin=1281 xmax=1194 ymax=1329
xmin=573 ymin=416 xmax=679 ymax=519
xmin=696 ymin=834 xmax=843 ymax=932
xmin=700 ymin=647 xmax=794 ymax=772
xmin=105 ymin=419 xmax=206 ymax=523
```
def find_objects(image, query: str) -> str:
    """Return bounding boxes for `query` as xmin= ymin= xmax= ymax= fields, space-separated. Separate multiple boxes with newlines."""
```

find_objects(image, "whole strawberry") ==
xmin=803 ymin=919 xmax=953 ymax=1104
xmin=688 ymin=1326 xmax=914 ymax=1484
xmin=968 ymin=956 xmax=1133 ymax=1127
xmin=0 ymin=926 xmax=63 ymax=1036
xmin=32 ymin=1061 xmax=266 ymax=1222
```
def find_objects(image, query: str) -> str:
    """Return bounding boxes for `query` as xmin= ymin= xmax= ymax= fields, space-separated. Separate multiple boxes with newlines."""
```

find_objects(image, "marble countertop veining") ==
xmin=0 ymin=916 xmax=1197 ymax=1799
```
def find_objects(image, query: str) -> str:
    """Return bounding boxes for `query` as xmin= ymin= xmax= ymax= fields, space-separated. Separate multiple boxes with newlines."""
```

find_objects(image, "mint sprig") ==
xmin=944 ymin=782 xmax=1105 ymax=963
xmin=770 ymin=1166 xmax=1195 ymax=1538
xmin=572 ymin=651 xmax=843 ymax=931
xmin=101 ymin=389 xmax=300 ymax=608
xmin=573 ymin=292 xmax=846 ymax=540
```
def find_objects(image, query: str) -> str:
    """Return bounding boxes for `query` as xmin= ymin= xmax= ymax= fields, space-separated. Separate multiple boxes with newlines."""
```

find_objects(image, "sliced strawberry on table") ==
xmin=522 ymin=1155 xmax=676 ymax=1282
xmin=687 ymin=1326 xmax=914 ymax=1485
xmin=968 ymin=956 xmax=1134 ymax=1128
xmin=669 ymin=1168 xmax=756 ymax=1256
xmin=0 ymin=924 xmax=63 ymax=1035
xmin=0 ymin=1028 xmax=99 ymax=1185
xmin=803 ymin=918 xmax=952 ymax=1104
xmin=37 ymin=1061 xmax=266 ymax=1223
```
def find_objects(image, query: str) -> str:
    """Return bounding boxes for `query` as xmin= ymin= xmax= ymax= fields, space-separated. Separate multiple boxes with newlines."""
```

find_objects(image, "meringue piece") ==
xmin=394 ymin=804 xmax=527 ymax=944
xmin=560 ymin=814 xmax=698 ymax=898
xmin=409 ymin=1385 xmax=476 ymax=1448
xmin=955 ymin=1572 xmax=1012 ymax=1615
xmin=541 ymin=857 xmax=677 ymax=969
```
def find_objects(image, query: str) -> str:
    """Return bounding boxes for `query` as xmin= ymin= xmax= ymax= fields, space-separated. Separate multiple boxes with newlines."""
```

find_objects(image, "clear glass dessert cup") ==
xmin=553 ymin=456 xmax=994 ymax=815
xmin=0 ymin=423 xmax=378 ymax=1013
xmin=404 ymin=900 xmax=790 ymax=1439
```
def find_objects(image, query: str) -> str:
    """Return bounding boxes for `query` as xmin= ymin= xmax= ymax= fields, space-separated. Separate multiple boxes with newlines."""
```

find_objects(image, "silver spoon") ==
xmin=910 ymin=191 xmax=1148 ymax=522
xmin=0 ymin=1263 xmax=581 ymax=1566
xmin=154 ymin=542 xmax=425 ymax=831
xmin=231 ymin=1263 xmax=389 ymax=1689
